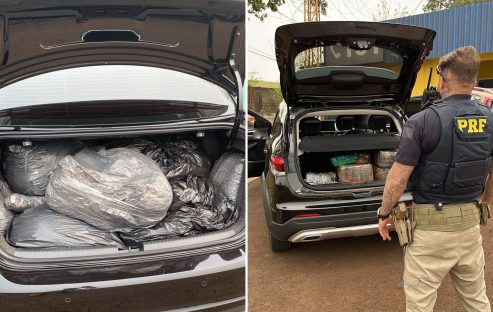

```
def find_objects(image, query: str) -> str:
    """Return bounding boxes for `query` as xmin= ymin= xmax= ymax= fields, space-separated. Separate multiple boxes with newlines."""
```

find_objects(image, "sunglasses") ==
xmin=436 ymin=65 xmax=446 ymax=81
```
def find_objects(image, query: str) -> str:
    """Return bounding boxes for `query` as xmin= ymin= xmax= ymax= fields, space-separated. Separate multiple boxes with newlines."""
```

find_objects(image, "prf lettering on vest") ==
xmin=457 ymin=118 xmax=488 ymax=133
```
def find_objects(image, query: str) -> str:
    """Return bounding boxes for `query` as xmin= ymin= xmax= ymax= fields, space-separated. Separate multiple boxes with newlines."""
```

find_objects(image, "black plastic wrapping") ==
xmin=7 ymin=205 xmax=125 ymax=249
xmin=119 ymin=205 xmax=208 ymax=245
xmin=208 ymin=152 xmax=245 ymax=227
xmin=3 ymin=141 xmax=83 ymax=196
xmin=119 ymin=152 xmax=245 ymax=246
xmin=103 ymin=138 xmax=211 ymax=180
xmin=169 ymin=176 xmax=213 ymax=211
xmin=45 ymin=147 xmax=173 ymax=231
xmin=150 ymin=140 xmax=211 ymax=180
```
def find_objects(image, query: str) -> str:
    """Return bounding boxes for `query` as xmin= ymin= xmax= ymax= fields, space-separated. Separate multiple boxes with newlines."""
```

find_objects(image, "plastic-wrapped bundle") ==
xmin=102 ymin=138 xmax=156 ymax=152
xmin=356 ymin=153 xmax=371 ymax=164
xmin=3 ymin=140 xmax=83 ymax=196
xmin=169 ymin=176 xmax=213 ymax=211
xmin=0 ymin=174 xmax=14 ymax=233
xmin=210 ymin=152 xmax=245 ymax=200
xmin=7 ymin=205 xmax=124 ymax=249
xmin=337 ymin=163 xmax=374 ymax=185
xmin=45 ymin=147 xmax=173 ymax=231
xmin=103 ymin=138 xmax=211 ymax=180
xmin=208 ymin=152 xmax=245 ymax=229
xmin=305 ymin=172 xmax=338 ymax=185
xmin=119 ymin=205 xmax=209 ymax=246
xmin=330 ymin=154 xmax=359 ymax=167
xmin=374 ymin=150 xmax=397 ymax=168
xmin=4 ymin=194 xmax=45 ymax=212
xmin=118 ymin=152 xmax=244 ymax=246
xmin=0 ymin=175 xmax=13 ymax=198
xmin=374 ymin=166 xmax=391 ymax=180
xmin=0 ymin=201 xmax=13 ymax=234
xmin=143 ymin=140 xmax=211 ymax=180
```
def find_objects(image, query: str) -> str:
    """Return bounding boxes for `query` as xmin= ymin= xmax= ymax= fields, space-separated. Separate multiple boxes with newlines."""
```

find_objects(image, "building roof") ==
xmin=388 ymin=2 xmax=493 ymax=58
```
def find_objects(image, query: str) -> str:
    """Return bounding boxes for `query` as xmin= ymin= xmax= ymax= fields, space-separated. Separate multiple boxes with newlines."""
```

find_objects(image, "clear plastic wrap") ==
xmin=374 ymin=150 xmax=397 ymax=168
xmin=118 ymin=152 xmax=244 ymax=246
xmin=356 ymin=153 xmax=371 ymax=164
xmin=337 ymin=163 xmax=374 ymax=185
xmin=0 ymin=175 xmax=13 ymax=198
xmin=4 ymin=194 xmax=45 ymax=212
xmin=374 ymin=166 xmax=391 ymax=180
xmin=3 ymin=140 xmax=83 ymax=196
xmin=0 ymin=174 xmax=14 ymax=233
xmin=7 ymin=205 xmax=124 ymax=249
xmin=45 ymin=147 xmax=173 ymax=231
xmin=305 ymin=172 xmax=338 ymax=185
xmin=0 ymin=199 xmax=14 ymax=234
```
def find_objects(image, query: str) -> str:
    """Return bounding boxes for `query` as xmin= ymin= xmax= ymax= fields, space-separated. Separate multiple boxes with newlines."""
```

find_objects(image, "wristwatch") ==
xmin=377 ymin=207 xmax=391 ymax=220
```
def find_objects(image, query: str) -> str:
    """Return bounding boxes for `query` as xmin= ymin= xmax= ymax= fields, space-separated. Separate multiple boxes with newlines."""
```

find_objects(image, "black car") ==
xmin=0 ymin=0 xmax=245 ymax=311
xmin=248 ymin=21 xmax=436 ymax=251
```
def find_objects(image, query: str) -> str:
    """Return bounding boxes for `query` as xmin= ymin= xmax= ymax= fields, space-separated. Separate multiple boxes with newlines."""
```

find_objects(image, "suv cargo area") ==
xmin=295 ymin=108 xmax=402 ymax=190
xmin=0 ymin=129 xmax=245 ymax=260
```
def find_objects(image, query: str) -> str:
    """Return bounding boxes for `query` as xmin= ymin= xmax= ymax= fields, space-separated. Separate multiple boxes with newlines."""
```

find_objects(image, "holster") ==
xmin=391 ymin=202 xmax=416 ymax=247
xmin=478 ymin=202 xmax=491 ymax=226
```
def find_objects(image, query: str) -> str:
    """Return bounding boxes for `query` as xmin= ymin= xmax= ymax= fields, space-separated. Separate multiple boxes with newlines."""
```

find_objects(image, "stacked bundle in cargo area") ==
xmin=297 ymin=111 xmax=401 ymax=188
xmin=0 ymin=133 xmax=244 ymax=251
xmin=301 ymin=149 xmax=397 ymax=187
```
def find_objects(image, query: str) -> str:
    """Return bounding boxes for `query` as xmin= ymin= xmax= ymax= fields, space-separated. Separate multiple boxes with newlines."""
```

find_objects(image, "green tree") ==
xmin=372 ymin=0 xmax=409 ymax=21
xmin=248 ymin=0 xmax=328 ymax=21
xmin=423 ymin=0 xmax=491 ymax=12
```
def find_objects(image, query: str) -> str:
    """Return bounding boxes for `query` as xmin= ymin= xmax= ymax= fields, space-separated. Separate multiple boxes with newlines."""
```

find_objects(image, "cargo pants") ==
xmin=404 ymin=224 xmax=491 ymax=311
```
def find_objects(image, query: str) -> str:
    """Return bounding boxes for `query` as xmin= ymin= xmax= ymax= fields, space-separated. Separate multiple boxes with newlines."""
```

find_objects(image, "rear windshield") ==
xmin=0 ymin=65 xmax=234 ymax=127
xmin=295 ymin=45 xmax=403 ymax=81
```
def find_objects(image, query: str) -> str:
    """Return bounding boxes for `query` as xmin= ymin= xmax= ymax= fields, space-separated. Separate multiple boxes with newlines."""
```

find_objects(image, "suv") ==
xmin=248 ymin=21 xmax=436 ymax=251
xmin=0 ymin=1 xmax=245 ymax=311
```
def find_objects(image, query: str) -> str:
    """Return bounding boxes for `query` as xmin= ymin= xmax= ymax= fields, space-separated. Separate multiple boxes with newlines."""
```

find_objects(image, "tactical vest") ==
xmin=411 ymin=97 xmax=493 ymax=204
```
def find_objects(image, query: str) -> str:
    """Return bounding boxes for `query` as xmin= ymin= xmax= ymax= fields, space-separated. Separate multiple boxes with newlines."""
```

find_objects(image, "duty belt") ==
xmin=412 ymin=202 xmax=480 ymax=231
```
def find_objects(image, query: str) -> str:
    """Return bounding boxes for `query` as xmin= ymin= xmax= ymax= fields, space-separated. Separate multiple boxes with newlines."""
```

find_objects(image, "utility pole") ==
xmin=303 ymin=0 xmax=321 ymax=68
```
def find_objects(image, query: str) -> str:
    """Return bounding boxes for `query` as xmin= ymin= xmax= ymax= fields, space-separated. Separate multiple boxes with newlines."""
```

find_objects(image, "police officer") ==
xmin=377 ymin=46 xmax=492 ymax=311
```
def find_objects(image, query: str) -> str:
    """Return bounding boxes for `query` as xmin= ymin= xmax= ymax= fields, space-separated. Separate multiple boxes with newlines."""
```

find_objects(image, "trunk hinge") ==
xmin=226 ymin=26 xmax=242 ymax=147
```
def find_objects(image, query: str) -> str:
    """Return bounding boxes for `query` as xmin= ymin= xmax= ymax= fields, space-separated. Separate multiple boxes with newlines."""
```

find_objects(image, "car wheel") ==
xmin=269 ymin=233 xmax=291 ymax=252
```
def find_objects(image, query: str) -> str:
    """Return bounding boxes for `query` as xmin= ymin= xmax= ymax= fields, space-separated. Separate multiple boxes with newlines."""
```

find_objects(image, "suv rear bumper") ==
xmin=261 ymin=173 xmax=411 ymax=242
xmin=288 ymin=223 xmax=392 ymax=243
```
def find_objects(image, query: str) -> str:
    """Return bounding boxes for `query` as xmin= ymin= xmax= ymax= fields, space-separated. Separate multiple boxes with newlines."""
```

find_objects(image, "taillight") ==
xmin=294 ymin=213 xmax=321 ymax=218
xmin=270 ymin=155 xmax=285 ymax=172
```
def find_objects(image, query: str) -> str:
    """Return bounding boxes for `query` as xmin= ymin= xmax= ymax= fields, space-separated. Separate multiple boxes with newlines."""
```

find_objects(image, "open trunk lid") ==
xmin=0 ymin=1 xmax=245 ymax=142
xmin=275 ymin=21 xmax=435 ymax=106
xmin=0 ymin=0 xmax=245 ymax=92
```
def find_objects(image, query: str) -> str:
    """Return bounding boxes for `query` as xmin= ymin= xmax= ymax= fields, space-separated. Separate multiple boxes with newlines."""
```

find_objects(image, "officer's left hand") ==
xmin=379 ymin=217 xmax=393 ymax=241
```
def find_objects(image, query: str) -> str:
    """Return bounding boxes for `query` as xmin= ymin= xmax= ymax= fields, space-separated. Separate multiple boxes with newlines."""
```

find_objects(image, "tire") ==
xmin=269 ymin=233 xmax=291 ymax=252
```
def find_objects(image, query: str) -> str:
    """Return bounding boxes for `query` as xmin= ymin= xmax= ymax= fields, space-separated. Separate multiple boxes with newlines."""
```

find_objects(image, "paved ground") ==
xmin=247 ymin=177 xmax=493 ymax=312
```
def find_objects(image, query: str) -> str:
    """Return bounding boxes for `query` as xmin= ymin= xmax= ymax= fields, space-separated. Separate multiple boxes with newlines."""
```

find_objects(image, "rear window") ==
xmin=294 ymin=45 xmax=403 ymax=81
xmin=0 ymin=65 xmax=234 ymax=127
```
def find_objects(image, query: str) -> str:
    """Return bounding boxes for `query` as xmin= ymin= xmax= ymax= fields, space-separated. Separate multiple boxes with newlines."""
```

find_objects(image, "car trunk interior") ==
xmin=0 ymin=128 xmax=245 ymax=260
xmin=296 ymin=109 xmax=402 ymax=190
